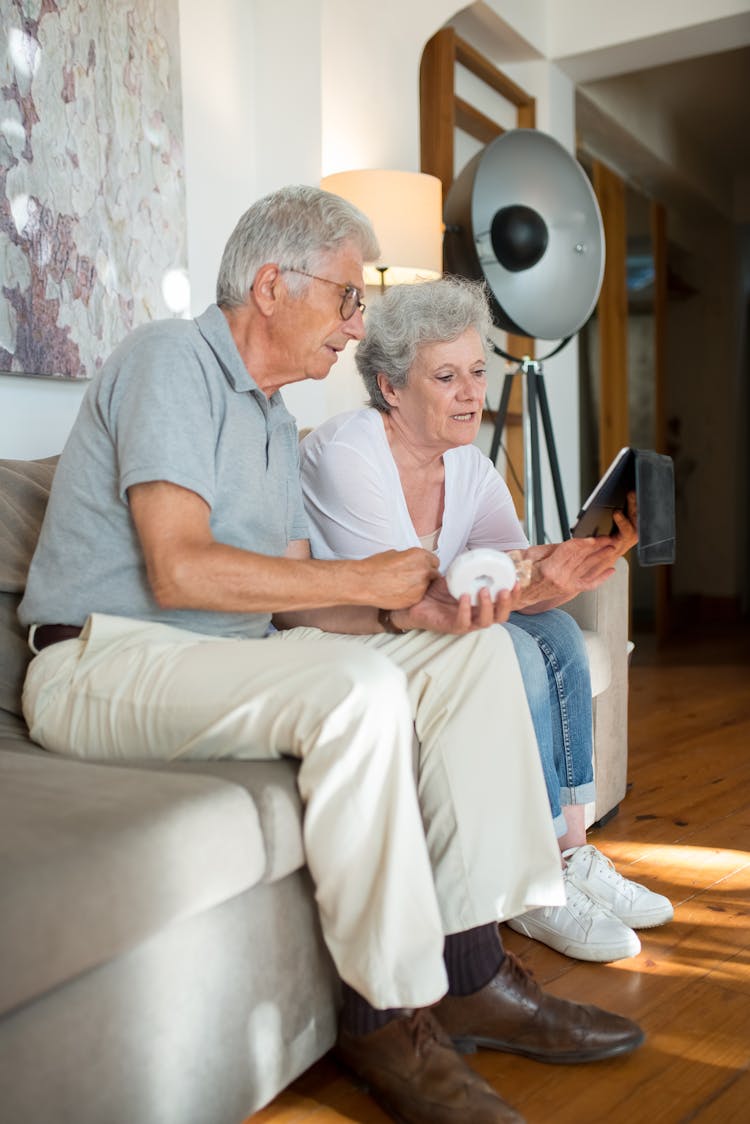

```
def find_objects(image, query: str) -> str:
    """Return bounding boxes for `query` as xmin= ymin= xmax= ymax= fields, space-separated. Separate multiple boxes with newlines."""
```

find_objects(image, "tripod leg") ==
xmin=536 ymin=373 xmax=571 ymax=540
xmin=525 ymin=365 xmax=545 ymax=545
xmin=489 ymin=371 xmax=516 ymax=465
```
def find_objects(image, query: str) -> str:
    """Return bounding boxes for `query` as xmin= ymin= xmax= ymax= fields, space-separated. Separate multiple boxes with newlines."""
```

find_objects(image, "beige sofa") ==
xmin=566 ymin=558 xmax=631 ymax=828
xmin=0 ymin=455 xmax=629 ymax=1124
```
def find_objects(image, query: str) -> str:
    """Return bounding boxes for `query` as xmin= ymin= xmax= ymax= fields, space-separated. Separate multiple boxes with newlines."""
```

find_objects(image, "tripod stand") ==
xmin=488 ymin=353 xmax=571 ymax=545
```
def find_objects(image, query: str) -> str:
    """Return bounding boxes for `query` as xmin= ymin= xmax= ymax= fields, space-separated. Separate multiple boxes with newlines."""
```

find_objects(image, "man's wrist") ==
xmin=378 ymin=607 xmax=407 ymax=635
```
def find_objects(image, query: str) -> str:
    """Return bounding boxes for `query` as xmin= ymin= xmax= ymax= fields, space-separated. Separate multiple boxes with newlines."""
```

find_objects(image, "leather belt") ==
xmin=31 ymin=623 xmax=83 ymax=652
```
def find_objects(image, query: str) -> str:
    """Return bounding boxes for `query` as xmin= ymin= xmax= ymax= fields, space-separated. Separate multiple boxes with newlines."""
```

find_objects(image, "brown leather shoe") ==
xmin=433 ymin=952 xmax=645 ymax=1064
xmin=335 ymin=1008 xmax=524 ymax=1123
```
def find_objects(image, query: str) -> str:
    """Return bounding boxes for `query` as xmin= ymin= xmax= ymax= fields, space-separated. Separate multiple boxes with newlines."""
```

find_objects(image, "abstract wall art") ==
xmin=0 ymin=0 xmax=187 ymax=379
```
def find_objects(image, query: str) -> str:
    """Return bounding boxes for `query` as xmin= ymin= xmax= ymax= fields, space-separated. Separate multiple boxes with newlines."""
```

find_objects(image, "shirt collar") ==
xmin=195 ymin=303 xmax=275 ymax=400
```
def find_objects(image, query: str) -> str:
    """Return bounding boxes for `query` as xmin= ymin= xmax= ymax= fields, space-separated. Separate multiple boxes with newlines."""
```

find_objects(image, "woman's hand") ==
xmin=391 ymin=575 xmax=522 ymax=635
xmin=511 ymin=491 xmax=638 ymax=614
xmin=612 ymin=491 xmax=638 ymax=556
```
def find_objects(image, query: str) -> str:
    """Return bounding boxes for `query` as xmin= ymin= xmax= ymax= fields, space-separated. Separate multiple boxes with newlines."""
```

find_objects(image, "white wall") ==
xmin=479 ymin=0 xmax=549 ymax=56
xmin=578 ymin=74 xmax=735 ymax=220
xmin=179 ymin=0 xmax=259 ymax=313
xmin=546 ymin=0 xmax=750 ymax=78
xmin=0 ymin=374 xmax=87 ymax=460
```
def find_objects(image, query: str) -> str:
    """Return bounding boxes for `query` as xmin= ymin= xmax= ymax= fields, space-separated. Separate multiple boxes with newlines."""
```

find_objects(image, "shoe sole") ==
xmin=451 ymin=1028 xmax=646 ymax=1064
xmin=506 ymin=918 xmax=641 ymax=962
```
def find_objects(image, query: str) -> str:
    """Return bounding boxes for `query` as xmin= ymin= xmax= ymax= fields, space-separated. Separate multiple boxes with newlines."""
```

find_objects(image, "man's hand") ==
xmin=359 ymin=548 xmax=440 ymax=610
xmin=391 ymin=575 xmax=522 ymax=635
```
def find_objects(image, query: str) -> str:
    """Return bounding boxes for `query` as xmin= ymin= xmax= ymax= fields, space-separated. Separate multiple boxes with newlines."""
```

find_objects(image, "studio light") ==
xmin=444 ymin=129 xmax=604 ymax=340
xmin=443 ymin=128 xmax=606 ymax=542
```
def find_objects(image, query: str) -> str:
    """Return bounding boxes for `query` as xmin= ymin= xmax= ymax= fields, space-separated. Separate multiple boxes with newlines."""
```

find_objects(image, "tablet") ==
xmin=571 ymin=447 xmax=635 ymax=538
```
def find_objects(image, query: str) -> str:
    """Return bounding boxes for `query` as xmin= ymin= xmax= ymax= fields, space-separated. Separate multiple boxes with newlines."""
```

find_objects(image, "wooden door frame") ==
xmin=420 ymin=28 xmax=535 ymax=200
xmin=592 ymin=160 xmax=629 ymax=473
xmin=590 ymin=165 xmax=671 ymax=638
xmin=651 ymin=199 xmax=671 ymax=641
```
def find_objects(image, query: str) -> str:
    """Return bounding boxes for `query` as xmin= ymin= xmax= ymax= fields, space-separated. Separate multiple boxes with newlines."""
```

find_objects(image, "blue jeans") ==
xmin=504 ymin=609 xmax=596 ymax=837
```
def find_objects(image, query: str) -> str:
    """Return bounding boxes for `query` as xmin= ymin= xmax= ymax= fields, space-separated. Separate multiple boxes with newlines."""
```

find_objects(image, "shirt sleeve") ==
xmin=466 ymin=456 xmax=529 ymax=551
xmin=105 ymin=332 xmax=217 ymax=507
xmin=301 ymin=434 xmax=410 ymax=560
xmin=286 ymin=434 xmax=311 ymax=543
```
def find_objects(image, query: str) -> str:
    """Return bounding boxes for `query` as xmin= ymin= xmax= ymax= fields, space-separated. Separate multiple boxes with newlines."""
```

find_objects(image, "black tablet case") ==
xmin=572 ymin=448 xmax=676 ymax=566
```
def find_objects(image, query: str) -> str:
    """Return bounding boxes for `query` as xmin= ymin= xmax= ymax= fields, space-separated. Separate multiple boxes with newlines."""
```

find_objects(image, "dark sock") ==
xmin=340 ymin=983 xmax=404 ymax=1036
xmin=340 ymin=923 xmax=505 ymax=1032
xmin=444 ymin=923 xmax=505 ymax=996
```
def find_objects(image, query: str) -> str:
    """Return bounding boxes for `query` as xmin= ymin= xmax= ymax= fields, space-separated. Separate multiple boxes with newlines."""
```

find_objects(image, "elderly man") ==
xmin=20 ymin=185 xmax=643 ymax=1124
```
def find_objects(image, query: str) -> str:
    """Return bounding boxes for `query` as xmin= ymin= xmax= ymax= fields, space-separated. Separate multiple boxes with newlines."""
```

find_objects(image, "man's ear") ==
xmin=377 ymin=372 xmax=398 ymax=406
xmin=251 ymin=263 xmax=282 ymax=316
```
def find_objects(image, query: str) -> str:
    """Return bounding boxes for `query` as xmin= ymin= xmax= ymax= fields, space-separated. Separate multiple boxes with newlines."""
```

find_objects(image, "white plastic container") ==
xmin=445 ymin=548 xmax=518 ymax=606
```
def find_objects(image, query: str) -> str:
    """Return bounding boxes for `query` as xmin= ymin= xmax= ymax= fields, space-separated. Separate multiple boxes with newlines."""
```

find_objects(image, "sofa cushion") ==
xmin=580 ymin=628 xmax=612 ymax=697
xmin=0 ymin=590 xmax=31 ymax=717
xmin=164 ymin=758 xmax=306 ymax=883
xmin=0 ymin=458 xmax=56 ymax=715
xmin=0 ymin=749 xmax=267 ymax=1017
xmin=0 ymin=707 xmax=47 ymax=754
xmin=0 ymin=458 xmax=56 ymax=593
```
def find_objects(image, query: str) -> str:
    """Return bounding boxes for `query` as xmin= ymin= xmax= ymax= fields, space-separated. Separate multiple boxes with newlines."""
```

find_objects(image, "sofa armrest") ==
xmin=561 ymin=557 xmax=630 ymax=825
xmin=561 ymin=556 xmax=628 ymax=637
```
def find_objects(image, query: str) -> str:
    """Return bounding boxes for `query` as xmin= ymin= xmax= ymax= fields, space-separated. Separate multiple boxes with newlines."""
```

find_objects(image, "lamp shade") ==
xmin=444 ymin=129 xmax=605 ymax=340
xmin=321 ymin=169 xmax=443 ymax=285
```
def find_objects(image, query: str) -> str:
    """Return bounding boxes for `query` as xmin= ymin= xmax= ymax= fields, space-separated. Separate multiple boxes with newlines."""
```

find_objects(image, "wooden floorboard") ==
xmin=248 ymin=623 xmax=750 ymax=1123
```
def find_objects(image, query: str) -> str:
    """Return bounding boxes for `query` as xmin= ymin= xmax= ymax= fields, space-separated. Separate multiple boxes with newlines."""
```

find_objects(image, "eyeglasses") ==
xmin=281 ymin=268 xmax=366 ymax=321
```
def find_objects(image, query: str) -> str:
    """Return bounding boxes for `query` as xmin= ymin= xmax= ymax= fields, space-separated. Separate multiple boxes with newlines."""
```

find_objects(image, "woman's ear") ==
xmin=251 ymin=263 xmax=282 ymax=316
xmin=377 ymin=372 xmax=398 ymax=406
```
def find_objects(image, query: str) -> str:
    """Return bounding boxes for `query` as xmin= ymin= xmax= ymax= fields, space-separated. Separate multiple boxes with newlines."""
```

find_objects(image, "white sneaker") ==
xmin=506 ymin=878 xmax=641 ymax=962
xmin=563 ymin=844 xmax=674 ymax=929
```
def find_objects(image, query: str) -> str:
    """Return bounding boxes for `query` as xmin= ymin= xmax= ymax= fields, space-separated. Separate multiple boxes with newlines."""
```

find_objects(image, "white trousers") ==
xmin=23 ymin=613 xmax=563 ymax=1010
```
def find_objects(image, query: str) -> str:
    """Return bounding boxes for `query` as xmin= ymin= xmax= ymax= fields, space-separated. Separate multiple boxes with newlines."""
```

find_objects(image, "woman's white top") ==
xmin=300 ymin=408 xmax=528 ymax=568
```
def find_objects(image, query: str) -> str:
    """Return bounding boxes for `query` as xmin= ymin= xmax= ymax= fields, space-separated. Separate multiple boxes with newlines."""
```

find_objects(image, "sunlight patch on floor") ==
xmin=598 ymin=840 xmax=750 ymax=883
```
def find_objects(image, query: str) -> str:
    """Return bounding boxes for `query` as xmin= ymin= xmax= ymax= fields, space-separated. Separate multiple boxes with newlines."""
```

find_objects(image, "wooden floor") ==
xmin=248 ymin=622 xmax=750 ymax=1124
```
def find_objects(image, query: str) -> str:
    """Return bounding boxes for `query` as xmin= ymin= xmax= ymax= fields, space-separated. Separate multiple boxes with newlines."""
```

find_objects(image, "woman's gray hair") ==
xmin=216 ymin=184 xmax=380 ymax=308
xmin=355 ymin=275 xmax=493 ymax=411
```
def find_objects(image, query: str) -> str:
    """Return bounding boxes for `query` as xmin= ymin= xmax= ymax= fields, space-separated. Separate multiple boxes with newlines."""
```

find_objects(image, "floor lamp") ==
xmin=320 ymin=169 xmax=443 ymax=289
xmin=443 ymin=129 xmax=605 ymax=544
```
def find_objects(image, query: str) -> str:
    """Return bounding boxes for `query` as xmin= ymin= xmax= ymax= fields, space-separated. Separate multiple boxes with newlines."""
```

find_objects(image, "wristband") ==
xmin=378 ymin=607 xmax=407 ymax=635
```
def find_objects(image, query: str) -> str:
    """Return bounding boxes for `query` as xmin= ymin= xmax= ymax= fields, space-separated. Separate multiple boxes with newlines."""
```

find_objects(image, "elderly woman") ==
xmin=300 ymin=275 xmax=673 ymax=963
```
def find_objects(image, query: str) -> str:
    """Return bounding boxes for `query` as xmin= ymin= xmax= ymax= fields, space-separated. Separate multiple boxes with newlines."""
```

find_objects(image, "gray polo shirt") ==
xmin=19 ymin=305 xmax=309 ymax=638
